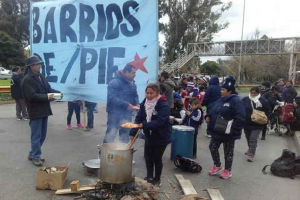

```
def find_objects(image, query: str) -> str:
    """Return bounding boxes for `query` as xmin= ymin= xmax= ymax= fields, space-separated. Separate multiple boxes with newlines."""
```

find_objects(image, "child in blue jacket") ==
xmin=181 ymin=98 xmax=202 ymax=158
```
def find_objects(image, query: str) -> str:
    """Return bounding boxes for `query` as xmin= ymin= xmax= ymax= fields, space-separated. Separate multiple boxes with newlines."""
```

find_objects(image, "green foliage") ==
xmin=159 ymin=0 xmax=231 ymax=63
xmin=0 ymin=79 xmax=10 ymax=86
xmin=0 ymin=93 xmax=12 ymax=101
xmin=0 ymin=0 xmax=30 ymax=68
xmin=200 ymin=60 xmax=220 ymax=75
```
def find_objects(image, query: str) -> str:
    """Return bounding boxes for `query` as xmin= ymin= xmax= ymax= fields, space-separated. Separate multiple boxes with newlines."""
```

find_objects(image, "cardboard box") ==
xmin=36 ymin=166 xmax=68 ymax=190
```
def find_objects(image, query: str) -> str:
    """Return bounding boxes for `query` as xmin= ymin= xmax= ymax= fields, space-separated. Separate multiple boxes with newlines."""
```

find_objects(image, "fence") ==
xmin=0 ymin=86 xmax=11 ymax=93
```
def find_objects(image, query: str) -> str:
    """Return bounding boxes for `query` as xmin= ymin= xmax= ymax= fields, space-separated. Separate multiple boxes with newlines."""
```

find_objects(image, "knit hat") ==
xmin=187 ymin=82 xmax=195 ymax=88
xmin=200 ymin=77 xmax=208 ymax=84
xmin=262 ymin=81 xmax=271 ymax=89
xmin=221 ymin=77 xmax=236 ymax=91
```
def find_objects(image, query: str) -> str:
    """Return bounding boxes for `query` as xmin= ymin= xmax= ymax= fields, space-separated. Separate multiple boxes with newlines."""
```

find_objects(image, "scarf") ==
xmin=249 ymin=93 xmax=262 ymax=108
xmin=145 ymin=95 xmax=161 ymax=122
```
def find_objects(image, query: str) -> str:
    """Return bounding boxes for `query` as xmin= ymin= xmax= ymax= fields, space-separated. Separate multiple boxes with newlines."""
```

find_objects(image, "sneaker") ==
xmin=17 ymin=118 xmax=22 ymax=121
xmin=32 ymin=158 xmax=43 ymax=167
xmin=24 ymin=118 xmax=28 ymax=121
xmin=132 ymin=160 xmax=136 ymax=165
xmin=144 ymin=177 xmax=153 ymax=183
xmin=209 ymin=165 xmax=223 ymax=176
xmin=85 ymin=127 xmax=91 ymax=131
xmin=150 ymin=179 xmax=161 ymax=187
xmin=220 ymin=169 xmax=232 ymax=179
xmin=77 ymin=124 xmax=84 ymax=128
xmin=247 ymin=154 xmax=254 ymax=162
xmin=67 ymin=124 xmax=71 ymax=130
xmin=28 ymin=154 xmax=45 ymax=162
xmin=206 ymin=134 xmax=211 ymax=138
xmin=261 ymin=137 xmax=266 ymax=140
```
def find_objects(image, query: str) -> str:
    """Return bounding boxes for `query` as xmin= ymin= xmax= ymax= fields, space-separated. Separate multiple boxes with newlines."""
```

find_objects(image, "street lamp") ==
xmin=237 ymin=0 xmax=246 ymax=85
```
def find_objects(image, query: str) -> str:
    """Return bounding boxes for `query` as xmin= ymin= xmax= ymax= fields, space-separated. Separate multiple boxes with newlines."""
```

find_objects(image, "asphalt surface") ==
xmin=0 ymin=102 xmax=299 ymax=200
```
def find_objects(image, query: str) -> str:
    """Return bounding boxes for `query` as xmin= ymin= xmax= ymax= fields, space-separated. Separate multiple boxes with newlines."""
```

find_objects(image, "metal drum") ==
xmin=99 ymin=143 xmax=134 ymax=184
xmin=171 ymin=125 xmax=195 ymax=160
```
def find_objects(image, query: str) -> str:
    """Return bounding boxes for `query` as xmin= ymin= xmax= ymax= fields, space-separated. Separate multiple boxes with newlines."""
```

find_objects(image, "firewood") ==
xmin=177 ymin=194 xmax=208 ymax=200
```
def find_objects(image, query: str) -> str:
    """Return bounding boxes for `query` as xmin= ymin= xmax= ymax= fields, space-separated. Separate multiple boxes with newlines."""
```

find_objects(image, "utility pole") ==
xmin=237 ymin=0 xmax=246 ymax=85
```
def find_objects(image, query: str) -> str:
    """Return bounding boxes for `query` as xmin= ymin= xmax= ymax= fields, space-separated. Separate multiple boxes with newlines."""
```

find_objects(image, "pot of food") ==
xmin=99 ymin=143 xmax=136 ymax=184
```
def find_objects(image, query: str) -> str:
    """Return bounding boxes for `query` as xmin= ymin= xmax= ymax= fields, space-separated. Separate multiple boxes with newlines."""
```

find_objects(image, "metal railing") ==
xmin=0 ymin=86 xmax=11 ymax=93
xmin=160 ymin=37 xmax=300 ymax=75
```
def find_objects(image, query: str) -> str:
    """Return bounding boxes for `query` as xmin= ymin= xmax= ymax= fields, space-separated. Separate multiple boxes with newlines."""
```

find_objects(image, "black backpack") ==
xmin=174 ymin=155 xmax=202 ymax=173
xmin=262 ymin=149 xmax=300 ymax=179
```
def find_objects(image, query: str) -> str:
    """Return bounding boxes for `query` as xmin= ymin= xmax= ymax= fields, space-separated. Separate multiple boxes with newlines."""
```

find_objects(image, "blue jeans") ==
xmin=85 ymin=102 xmax=97 ymax=128
xmin=29 ymin=117 xmax=48 ymax=159
xmin=103 ymin=110 xmax=132 ymax=143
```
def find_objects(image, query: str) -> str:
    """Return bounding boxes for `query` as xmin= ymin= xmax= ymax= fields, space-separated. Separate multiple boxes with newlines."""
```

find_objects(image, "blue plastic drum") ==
xmin=171 ymin=125 xmax=195 ymax=160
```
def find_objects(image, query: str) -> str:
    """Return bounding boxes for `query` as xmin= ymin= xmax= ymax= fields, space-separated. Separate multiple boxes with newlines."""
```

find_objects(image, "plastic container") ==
xmin=48 ymin=93 xmax=62 ymax=100
xmin=171 ymin=125 xmax=194 ymax=160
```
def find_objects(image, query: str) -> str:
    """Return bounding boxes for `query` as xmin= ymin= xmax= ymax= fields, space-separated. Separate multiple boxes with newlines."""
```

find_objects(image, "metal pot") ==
xmin=99 ymin=143 xmax=135 ymax=184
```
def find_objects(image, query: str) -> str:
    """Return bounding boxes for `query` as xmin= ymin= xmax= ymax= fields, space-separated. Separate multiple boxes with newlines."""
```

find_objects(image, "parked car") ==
xmin=0 ymin=67 xmax=12 ymax=80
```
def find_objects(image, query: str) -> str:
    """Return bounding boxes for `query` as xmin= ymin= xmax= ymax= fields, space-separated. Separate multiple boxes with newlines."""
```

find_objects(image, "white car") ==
xmin=0 ymin=67 xmax=12 ymax=79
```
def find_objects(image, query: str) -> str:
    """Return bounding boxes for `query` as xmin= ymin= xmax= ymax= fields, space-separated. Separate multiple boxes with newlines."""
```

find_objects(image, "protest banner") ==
xmin=30 ymin=0 xmax=158 ymax=102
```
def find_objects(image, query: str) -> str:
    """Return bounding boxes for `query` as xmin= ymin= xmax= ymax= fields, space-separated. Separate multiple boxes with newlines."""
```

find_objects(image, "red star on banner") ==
xmin=127 ymin=53 xmax=148 ymax=74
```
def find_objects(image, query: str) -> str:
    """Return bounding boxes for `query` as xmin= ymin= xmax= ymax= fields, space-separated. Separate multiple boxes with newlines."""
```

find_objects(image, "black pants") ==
xmin=85 ymin=102 xmax=97 ymax=128
xmin=144 ymin=143 xmax=167 ymax=181
xmin=15 ymin=98 xmax=28 ymax=119
xmin=67 ymin=102 xmax=80 ymax=125
xmin=209 ymin=139 xmax=235 ymax=171
xmin=262 ymin=124 xmax=267 ymax=138
xmin=193 ymin=133 xmax=198 ymax=156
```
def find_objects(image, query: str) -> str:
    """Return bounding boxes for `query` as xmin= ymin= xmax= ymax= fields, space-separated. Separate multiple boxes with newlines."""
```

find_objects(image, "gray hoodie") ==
xmin=160 ymin=78 xmax=176 ymax=108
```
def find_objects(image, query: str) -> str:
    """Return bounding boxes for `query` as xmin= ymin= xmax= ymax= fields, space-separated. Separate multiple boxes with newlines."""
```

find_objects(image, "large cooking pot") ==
xmin=99 ymin=143 xmax=135 ymax=184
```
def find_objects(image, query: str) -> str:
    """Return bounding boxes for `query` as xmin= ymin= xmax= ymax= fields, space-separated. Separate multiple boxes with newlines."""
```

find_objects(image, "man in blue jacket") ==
xmin=202 ymin=76 xmax=221 ymax=137
xmin=103 ymin=65 xmax=139 ymax=143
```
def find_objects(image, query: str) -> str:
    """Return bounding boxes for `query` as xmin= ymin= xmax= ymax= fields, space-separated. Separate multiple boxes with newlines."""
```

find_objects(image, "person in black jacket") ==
xmin=160 ymin=71 xmax=175 ymax=109
xmin=242 ymin=87 xmax=271 ymax=162
xmin=203 ymin=76 xmax=221 ymax=137
xmin=11 ymin=67 xmax=28 ymax=120
xmin=261 ymin=81 xmax=276 ymax=140
xmin=130 ymin=83 xmax=171 ymax=186
xmin=205 ymin=77 xmax=246 ymax=179
xmin=21 ymin=56 xmax=62 ymax=167
xmin=103 ymin=65 xmax=139 ymax=144
xmin=282 ymin=80 xmax=298 ymax=104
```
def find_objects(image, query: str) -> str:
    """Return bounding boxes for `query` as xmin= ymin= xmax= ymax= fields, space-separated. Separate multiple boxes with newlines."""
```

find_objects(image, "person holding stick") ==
xmin=130 ymin=83 xmax=171 ymax=186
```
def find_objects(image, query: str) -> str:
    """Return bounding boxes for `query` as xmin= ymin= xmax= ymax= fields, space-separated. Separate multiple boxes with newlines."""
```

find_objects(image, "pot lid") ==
xmin=83 ymin=159 xmax=100 ymax=169
xmin=172 ymin=125 xmax=195 ymax=131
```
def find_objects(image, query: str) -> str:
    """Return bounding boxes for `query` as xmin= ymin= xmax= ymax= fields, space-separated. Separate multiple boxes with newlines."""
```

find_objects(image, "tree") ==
xmin=200 ymin=60 xmax=220 ymax=76
xmin=159 ymin=0 xmax=231 ymax=63
xmin=0 ymin=0 xmax=30 ymax=67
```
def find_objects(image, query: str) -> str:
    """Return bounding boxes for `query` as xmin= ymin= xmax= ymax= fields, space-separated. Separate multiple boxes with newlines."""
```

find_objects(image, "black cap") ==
xmin=262 ymin=81 xmax=271 ymax=88
xmin=25 ymin=56 xmax=43 ymax=67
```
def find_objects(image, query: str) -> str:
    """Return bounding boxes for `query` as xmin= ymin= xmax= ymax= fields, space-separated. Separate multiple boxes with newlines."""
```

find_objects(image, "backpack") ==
xmin=174 ymin=155 xmax=202 ymax=173
xmin=280 ymin=104 xmax=296 ymax=123
xmin=262 ymin=149 xmax=300 ymax=178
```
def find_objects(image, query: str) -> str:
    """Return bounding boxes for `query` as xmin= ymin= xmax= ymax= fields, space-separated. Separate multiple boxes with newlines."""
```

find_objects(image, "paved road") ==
xmin=0 ymin=102 xmax=299 ymax=200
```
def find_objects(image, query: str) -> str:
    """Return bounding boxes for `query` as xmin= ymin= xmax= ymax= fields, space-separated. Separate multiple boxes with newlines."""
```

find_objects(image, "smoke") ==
xmin=103 ymin=118 xmax=132 ymax=144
